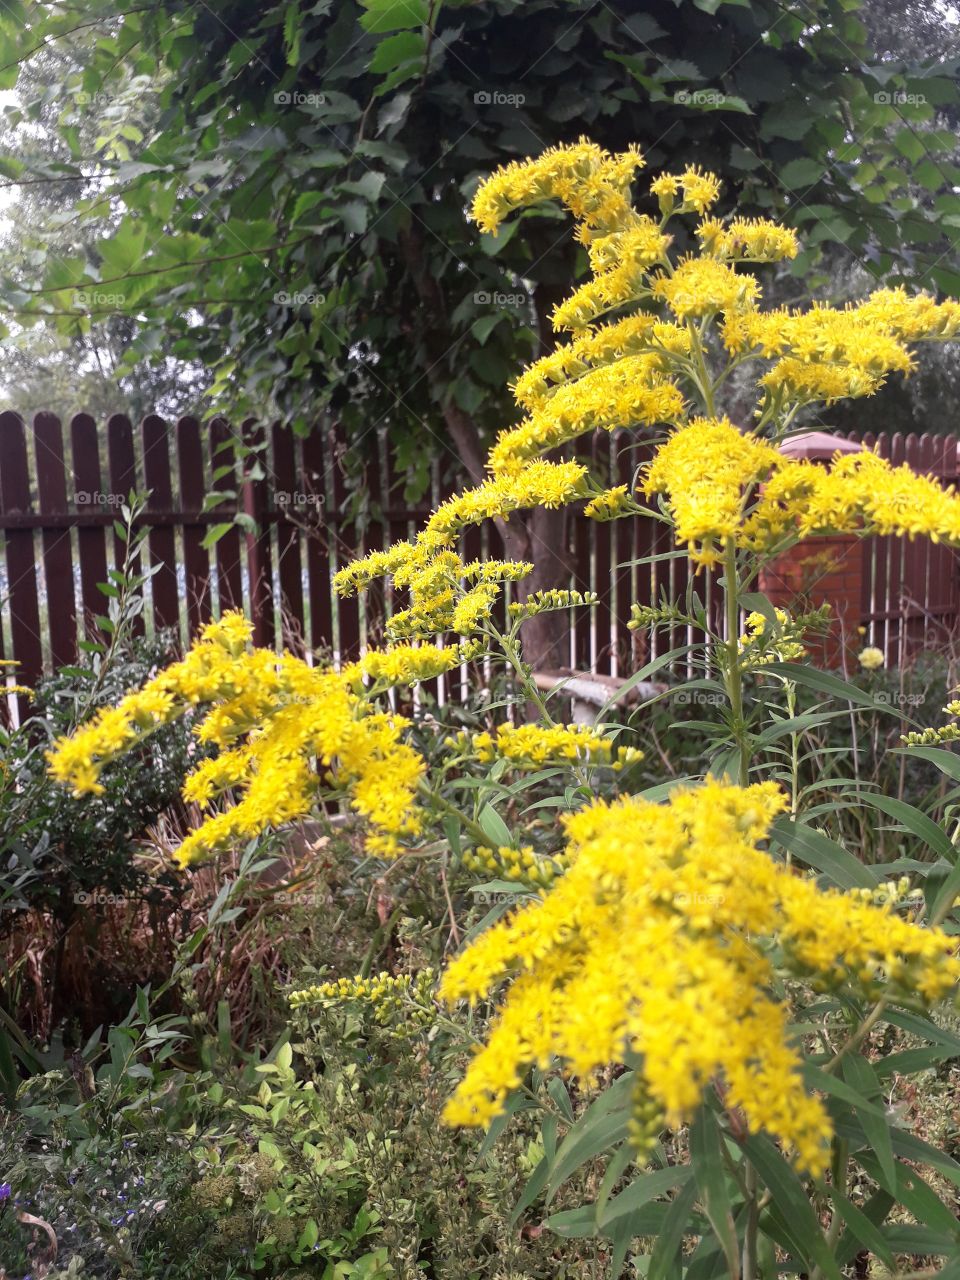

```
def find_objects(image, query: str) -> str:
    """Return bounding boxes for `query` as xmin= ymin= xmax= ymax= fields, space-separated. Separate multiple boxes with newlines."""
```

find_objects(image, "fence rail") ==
xmin=1 ymin=412 xmax=959 ymax=709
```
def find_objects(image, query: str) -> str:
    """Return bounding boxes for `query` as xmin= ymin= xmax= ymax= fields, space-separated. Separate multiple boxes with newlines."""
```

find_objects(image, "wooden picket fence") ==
xmin=1 ymin=411 xmax=959 ymax=709
xmin=844 ymin=430 xmax=960 ymax=664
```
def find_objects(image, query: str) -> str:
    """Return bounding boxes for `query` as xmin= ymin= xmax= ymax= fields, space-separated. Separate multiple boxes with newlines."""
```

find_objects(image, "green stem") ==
xmin=722 ymin=539 xmax=750 ymax=788
xmin=742 ymin=1161 xmax=759 ymax=1280
xmin=493 ymin=622 xmax=592 ymax=791
xmin=786 ymin=680 xmax=798 ymax=867
xmin=810 ymin=1138 xmax=849 ymax=1280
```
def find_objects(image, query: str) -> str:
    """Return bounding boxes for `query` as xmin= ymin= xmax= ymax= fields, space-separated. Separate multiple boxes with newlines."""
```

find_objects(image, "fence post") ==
xmin=209 ymin=418 xmax=243 ymax=615
xmin=242 ymin=420 xmax=274 ymax=648
xmin=0 ymin=412 xmax=42 ymax=714
xmin=141 ymin=414 xmax=180 ymax=637
xmin=34 ymin=412 xmax=77 ymax=669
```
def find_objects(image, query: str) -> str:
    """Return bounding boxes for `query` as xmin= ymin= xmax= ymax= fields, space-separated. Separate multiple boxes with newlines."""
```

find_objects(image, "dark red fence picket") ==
xmin=1 ymin=413 xmax=959 ymax=715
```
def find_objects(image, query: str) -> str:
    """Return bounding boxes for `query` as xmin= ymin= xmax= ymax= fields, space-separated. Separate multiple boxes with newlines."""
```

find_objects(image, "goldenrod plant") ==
xmin=49 ymin=140 xmax=960 ymax=1277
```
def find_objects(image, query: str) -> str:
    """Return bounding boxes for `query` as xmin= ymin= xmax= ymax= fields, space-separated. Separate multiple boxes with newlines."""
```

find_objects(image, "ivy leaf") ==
xmin=369 ymin=30 xmax=424 ymax=73
xmin=779 ymin=157 xmax=825 ymax=189
xmin=341 ymin=171 xmax=387 ymax=202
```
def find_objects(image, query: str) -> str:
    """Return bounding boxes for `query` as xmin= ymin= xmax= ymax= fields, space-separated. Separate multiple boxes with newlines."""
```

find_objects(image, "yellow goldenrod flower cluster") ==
xmin=420 ymin=462 xmax=587 ymax=546
xmin=357 ymin=643 xmax=462 ymax=685
xmin=584 ymin=485 xmax=632 ymax=520
xmin=904 ymin=697 xmax=960 ymax=745
xmin=510 ymin=315 xmax=684 ymax=412
xmin=644 ymin=417 xmax=960 ymax=566
xmin=644 ymin=416 xmax=775 ymax=566
xmin=289 ymin=968 xmax=437 ymax=1031
xmin=470 ymin=138 xmax=645 ymax=241
xmin=47 ymin=613 xmax=433 ymax=862
xmin=857 ymin=646 xmax=885 ymax=671
xmin=721 ymin=293 xmax=960 ymax=409
xmin=489 ymin=359 xmax=683 ymax=475
xmin=439 ymin=778 xmax=960 ymax=1172
xmin=697 ymin=217 xmax=800 ymax=263
xmin=738 ymin=609 xmax=808 ymax=667
xmin=651 ymin=256 xmax=761 ymax=322
xmin=462 ymin=843 xmax=569 ymax=889
xmin=469 ymin=722 xmax=629 ymax=767
xmin=508 ymin=588 xmax=598 ymax=620
xmin=649 ymin=166 xmax=722 ymax=215
xmin=334 ymin=463 xmax=587 ymax=633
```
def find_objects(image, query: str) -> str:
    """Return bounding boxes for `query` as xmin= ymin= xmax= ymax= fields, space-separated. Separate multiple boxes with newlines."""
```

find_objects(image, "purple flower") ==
xmin=0 ymin=1183 xmax=11 ymax=1201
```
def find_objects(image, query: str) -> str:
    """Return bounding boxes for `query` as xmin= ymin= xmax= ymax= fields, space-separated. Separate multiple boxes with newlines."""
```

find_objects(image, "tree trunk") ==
xmin=399 ymin=230 xmax=576 ymax=673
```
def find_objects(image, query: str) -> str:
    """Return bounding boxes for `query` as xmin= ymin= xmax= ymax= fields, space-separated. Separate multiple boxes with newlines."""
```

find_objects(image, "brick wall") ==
xmin=759 ymin=534 xmax=863 ymax=667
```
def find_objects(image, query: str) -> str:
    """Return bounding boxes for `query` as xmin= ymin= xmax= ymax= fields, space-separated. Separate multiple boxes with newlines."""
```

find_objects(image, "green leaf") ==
xmin=201 ymin=522 xmax=233 ymax=549
xmin=545 ymin=1071 xmax=635 ymax=1199
xmin=598 ymin=645 xmax=692 ymax=715
xmin=547 ymin=1076 xmax=575 ymax=1124
xmin=898 ymin=744 xmax=960 ymax=784
xmin=829 ymin=1187 xmax=896 ymax=1269
xmin=755 ymin=710 xmax=843 ymax=747
xmin=600 ymin=1164 xmax=693 ymax=1229
xmin=297 ymin=1218 xmax=319 ymax=1251
xmin=647 ymin=1179 xmax=699 ymax=1280
xmin=857 ymin=1152 xmax=960 ymax=1239
xmin=338 ymin=199 xmax=369 ymax=234
xmin=742 ymin=1134 xmax=842 ymax=1278
xmin=857 ymin=793 xmax=956 ymax=862
xmin=359 ymin=0 xmax=429 ymax=33
xmin=291 ymin=191 xmax=333 ymax=225
xmin=369 ymin=30 xmax=424 ymax=72
xmin=471 ymin=312 xmax=504 ymax=344
xmin=690 ymin=1108 xmax=740 ymax=1278
xmin=761 ymin=662 xmax=890 ymax=713
xmin=477 ymin=804 xmax=512 ymax=849
xmin=801 ymin=1063 xmax=888 ymax=1120
xmin=842 ymin=1055 xmax=896 ymax=1188
xmin=779 ymin=157 xmax=824 ymax=189
xmin=341 ymin=171 xmax=387 ymax=203
xmin=98 ymin=220 xmax=148 ymax=276
xmin=771 ymin=818 xmax=876 ymax=890
xmin=927 ymin=855 xmax=960 ymax=924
